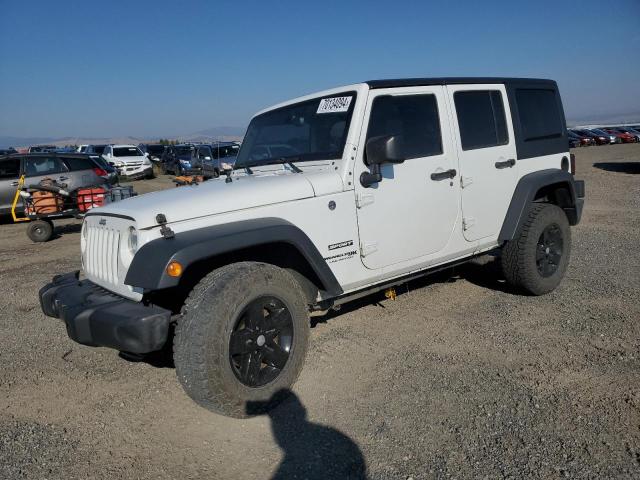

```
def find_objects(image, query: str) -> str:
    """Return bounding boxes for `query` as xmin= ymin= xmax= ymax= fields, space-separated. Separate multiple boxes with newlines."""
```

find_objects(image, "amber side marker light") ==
xmin=166 ymin=261 xmax=183 ymax=277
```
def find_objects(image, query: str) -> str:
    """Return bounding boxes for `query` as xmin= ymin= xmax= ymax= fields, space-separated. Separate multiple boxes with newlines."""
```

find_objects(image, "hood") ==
xmin=93 ymin=171 xmax=319 ymax=228
xmin=113 ymin=155 xmax=147 ymax=163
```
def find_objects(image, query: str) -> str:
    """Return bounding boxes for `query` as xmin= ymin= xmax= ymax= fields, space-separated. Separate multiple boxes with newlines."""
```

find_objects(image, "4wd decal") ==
xmin=328 ymin=240 xmax=354 ymax=251
xmin=324 ymin=250 xmax=358 ymax=264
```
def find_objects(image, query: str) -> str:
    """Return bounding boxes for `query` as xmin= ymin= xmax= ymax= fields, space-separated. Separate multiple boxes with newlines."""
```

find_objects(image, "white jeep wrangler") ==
xmin=40 ymin=78 xmax=585 ymax=417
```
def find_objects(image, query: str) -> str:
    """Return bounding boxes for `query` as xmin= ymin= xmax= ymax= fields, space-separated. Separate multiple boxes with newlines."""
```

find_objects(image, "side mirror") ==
xmin=360 ymin=135 xmax=405 ymax=188
xmin=365 ymin=135 xmax=405 ymax=166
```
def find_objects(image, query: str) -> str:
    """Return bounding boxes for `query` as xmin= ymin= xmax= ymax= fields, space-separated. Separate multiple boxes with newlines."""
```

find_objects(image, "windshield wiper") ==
xmin=238 ymin=156 xmax=303 ymax=173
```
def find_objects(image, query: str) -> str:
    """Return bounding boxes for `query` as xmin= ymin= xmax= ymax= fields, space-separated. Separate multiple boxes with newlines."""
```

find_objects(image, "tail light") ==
xmin=570 ymin=153 xmax=576 ymax=175
xmin=93 ymin=167 xmax=108 ymax=177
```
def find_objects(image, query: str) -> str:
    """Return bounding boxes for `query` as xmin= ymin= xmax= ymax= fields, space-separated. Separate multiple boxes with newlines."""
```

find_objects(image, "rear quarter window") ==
xmin=516 ymin=89 xmax=563 ymax=141
xmin=63 ymin=157 xmax=94 ymax=171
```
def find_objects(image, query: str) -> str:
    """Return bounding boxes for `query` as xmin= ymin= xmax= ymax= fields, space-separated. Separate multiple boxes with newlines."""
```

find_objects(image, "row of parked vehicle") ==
xmin=76 ymin=142 xmax=240 ymax=179
xmin=568 ymin=126 xmax=640 ymax=147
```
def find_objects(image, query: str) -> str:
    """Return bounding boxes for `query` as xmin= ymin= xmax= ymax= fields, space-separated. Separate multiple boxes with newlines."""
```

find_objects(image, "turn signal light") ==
xmin=166 ymin=261 xmax=183 ymax=277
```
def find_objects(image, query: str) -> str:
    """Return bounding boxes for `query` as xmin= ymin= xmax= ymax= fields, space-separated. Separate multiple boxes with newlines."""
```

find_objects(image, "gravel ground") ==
xmin=1 ymin=145 xmax=639 ymax=479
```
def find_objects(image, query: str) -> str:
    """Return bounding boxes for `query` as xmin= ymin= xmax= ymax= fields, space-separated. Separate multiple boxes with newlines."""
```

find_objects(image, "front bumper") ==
xmin=117 ymin=165 xmax=153 ymax=179
xmin=39 ymin=271 xmax=171 ymax=354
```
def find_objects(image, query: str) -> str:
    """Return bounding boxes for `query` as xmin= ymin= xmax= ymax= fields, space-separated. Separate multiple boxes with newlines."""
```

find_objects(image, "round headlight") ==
xmin=128 ymin=226 xmax=138 ymax=253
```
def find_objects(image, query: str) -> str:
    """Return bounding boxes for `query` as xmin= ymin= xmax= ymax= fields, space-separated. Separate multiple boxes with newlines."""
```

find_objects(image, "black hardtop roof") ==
xmin=365 ymin=77 xmax=556 ymax=89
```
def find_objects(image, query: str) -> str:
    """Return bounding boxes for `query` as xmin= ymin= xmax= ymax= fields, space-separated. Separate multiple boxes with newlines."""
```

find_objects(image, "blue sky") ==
xmin=1 ymin=0 xmax=639 ymax=138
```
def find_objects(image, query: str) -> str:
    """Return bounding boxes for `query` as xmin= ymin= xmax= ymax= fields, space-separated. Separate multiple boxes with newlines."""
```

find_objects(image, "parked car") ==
xmin=161 ymin=144 xmax=197 ymax=175
xmin=568 ymin=130 xmax=593 ymax=147
xmin=0 ymin=153 xmax=110 ymax=215
xmin=567 ymin=132 xmax=581 ymax=149
xmin=139 ymin=144 xmax=166 ymax=162
xmin=102 ymin=145 xmax=153 ymax=179
xmin=603 ymin=128 xmax=637 ymax=143
xmin=210 ymin=141 xmax=240 ymax=168
xmin=572 ymin=129 xmax=609 ymax=145
xmin=0 ymin=147 xmax=17 ymax=155
xmin=612 ymin=126 xmax=640 ymax=142
xmin=40 ymin=77 xmax=585 ymax=417
xmin=76 ymin=145 xmax=89 ymax=153
xmin=589 ymin=128 xmax=619 ymax=144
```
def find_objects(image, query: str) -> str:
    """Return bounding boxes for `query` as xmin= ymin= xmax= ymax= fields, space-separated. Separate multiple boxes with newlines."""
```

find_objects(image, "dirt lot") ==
xmin=1 ymin=145 xmax=639 ymax=479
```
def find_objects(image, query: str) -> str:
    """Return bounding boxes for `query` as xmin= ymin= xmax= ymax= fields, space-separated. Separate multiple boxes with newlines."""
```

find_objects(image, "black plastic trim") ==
xmin=366 ymin=77 xmax=556 ymax=89
xmin=124 ymin=218 xmax=343 ymax=296
xmin=39 ymin=271 xmax=171 ymax=354
xmin=84 ymin=212 xmax=136 ymax=221
xmin=499 ymin=169 xmax=584 ymax=242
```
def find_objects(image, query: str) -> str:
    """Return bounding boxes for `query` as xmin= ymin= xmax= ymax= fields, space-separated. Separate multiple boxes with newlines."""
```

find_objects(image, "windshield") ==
xmin=212 ymin=144 xmax=239 ymax=159
xmin=235 ymin=92 xmax=356 ymax=168
xmin=88 ymin=145 xmax=106 ymax=154
xmin=113 ymin=147 xmax=144 ymax=157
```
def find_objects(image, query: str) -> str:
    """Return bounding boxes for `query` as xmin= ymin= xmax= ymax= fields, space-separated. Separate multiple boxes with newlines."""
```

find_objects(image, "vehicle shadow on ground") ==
xmin=247 ymin=389 xmax=368 ymax=480
xmin=593 ymin=162 xmax=640 ymax=174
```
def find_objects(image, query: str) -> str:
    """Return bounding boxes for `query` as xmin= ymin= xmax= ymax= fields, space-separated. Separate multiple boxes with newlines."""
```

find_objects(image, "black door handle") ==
xmin=495 ymin=158 xmax=516 ymax=169
xmin=430 ymin=169 xmax=456 ymax=181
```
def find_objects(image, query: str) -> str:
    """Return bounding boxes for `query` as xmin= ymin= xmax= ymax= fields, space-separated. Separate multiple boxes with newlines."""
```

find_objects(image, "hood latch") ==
xmin=155 ymin=213 xmax=175 ymax=239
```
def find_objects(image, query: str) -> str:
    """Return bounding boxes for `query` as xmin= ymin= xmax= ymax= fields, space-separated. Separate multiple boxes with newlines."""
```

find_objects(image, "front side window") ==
xmin=235 ymin=92 xmax=356 ymax=168
xmin=113 ymin=147 xmax=144 ymax=157
xmin=515 ymin=88 xmax=563 ymax=141
xmin=24 ymin=157 xmax=67 ymax=176
xmin=454 ymin=90 xmax=509 ymax=150
xmin=365 ymin=94 xmax=443 ymax=160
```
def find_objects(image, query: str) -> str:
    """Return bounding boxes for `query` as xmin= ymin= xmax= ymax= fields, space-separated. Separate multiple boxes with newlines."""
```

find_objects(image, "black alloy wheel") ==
xmin=536 ymin=224 xmax=563 ymax=278
xmin=229 ymin=296 xmax=294 ymax=387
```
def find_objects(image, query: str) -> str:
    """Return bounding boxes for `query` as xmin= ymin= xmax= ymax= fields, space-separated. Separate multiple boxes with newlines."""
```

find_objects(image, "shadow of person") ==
xmin=247 ymin=389 xmax=367 ymax=480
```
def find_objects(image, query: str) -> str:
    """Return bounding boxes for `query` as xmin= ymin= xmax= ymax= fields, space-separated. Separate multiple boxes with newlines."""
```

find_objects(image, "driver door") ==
xmin=354 ymin=87 xmax=459 ymax=270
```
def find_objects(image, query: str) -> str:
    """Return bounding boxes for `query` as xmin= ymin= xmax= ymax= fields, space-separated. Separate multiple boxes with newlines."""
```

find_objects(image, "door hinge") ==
xmin=360 ymin=241 xmax=378 ymax=257
xmin=462 ymin=217 xmax=475 ymax=231
xmin=460 ymin=176 xmax=473 ymax=188
xmin=356 ymin=193 xmax=375 ymax=209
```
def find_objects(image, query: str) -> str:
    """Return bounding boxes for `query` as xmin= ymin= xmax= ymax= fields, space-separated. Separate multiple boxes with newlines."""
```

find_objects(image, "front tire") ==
xmin=501 ymin=203 xmax=571 ymax=295
xmin=174 ymin=262 xmax=310 ymax=417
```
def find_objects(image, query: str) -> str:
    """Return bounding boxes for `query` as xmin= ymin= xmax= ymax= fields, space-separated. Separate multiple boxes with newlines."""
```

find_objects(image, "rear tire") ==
xmin=501 ymin=203 xmax=571 ymax=295
xmin=174 ymin=262 xmax=310 ymax=417
xmin=27 ymin=219 xmax=54 ymax=242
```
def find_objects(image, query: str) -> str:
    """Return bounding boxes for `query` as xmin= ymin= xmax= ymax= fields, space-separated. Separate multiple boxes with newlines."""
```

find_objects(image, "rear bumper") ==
xmin=39 ymin=271 xmax=171 ymax=354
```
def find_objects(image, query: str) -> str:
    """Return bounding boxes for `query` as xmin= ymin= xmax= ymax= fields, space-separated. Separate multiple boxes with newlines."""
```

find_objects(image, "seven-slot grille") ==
xmin=84 ymin=223 xmax=121 ymax=285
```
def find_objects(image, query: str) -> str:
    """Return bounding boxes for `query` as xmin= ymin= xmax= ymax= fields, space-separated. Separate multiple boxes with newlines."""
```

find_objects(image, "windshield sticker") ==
xmin=317 ymin=96 xmax=352 ymax=114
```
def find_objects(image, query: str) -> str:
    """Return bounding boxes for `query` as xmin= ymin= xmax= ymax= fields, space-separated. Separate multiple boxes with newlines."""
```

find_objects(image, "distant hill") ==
xmin=0 ymin=127 xmax=246 ymax=149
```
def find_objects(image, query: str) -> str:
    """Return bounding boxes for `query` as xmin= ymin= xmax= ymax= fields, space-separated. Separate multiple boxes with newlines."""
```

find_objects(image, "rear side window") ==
xmin=0 ymin=158 xmax=20 ymax=179
xmin=454 ymin=90 xmax=508 ymax=150
xmin=516 ymin=89 xmax=563 ymax=141
xmin=366 ymin=94 xmax=443 ymax=160
xmin=63 ymin=157 xmax=94 ymax=171
xmin=24 ymin=157 xmax=67 ymax=176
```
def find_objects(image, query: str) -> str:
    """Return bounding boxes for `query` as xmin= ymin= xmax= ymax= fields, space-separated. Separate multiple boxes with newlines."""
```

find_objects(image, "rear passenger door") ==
xmin=447 ymin=85 xmax=518 ymax=242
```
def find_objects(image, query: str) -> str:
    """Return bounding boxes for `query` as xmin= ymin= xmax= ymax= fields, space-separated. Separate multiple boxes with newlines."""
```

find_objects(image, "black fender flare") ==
xmin=498 ymin=169 xmax=585 ymax=242
xmin=124 ymin=218 xmax=343 ymax=296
